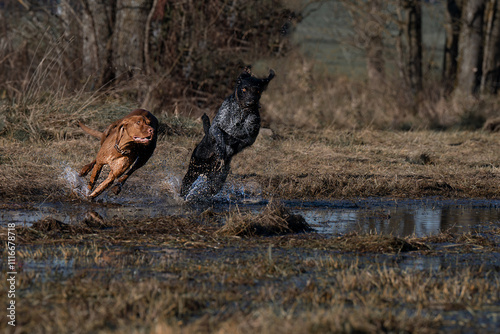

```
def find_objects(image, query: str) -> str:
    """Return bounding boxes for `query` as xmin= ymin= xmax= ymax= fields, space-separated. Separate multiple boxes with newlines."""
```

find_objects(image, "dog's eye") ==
xmin=242 ymin=88 xmax=247 ymax=92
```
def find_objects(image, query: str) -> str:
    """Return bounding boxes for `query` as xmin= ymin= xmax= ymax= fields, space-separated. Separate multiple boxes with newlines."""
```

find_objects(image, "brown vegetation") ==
xmin=0 ymin=0 xmax=293 ymax=117
xmin=2 ymin=3 xmax=500 ymax=333
xmin=217 ymin=201 xmax=312 ymax=236
xmin=1 ymin=203 xmax=499 ymax=333
xmin=4 ymin=108 xmax=500 ymax=202
xmin=2 ymin=1 xmax=500 ymax=133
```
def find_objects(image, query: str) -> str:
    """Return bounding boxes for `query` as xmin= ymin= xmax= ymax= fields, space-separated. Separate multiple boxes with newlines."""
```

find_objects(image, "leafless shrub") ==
xmin=0 ymin=0 xmax=295 ymax=118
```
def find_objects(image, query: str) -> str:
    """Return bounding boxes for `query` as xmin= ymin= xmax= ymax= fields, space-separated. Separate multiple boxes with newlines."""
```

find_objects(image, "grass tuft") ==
xmin=217 ymin=201 xmax=312 ymax=237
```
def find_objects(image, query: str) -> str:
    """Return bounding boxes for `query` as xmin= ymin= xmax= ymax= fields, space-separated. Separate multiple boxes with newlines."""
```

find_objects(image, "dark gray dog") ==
xmin=180 ymin=67 xmax=275 ymax=200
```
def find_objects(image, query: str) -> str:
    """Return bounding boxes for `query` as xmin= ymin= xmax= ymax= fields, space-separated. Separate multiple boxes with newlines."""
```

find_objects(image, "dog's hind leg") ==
xmin=79 ymin=160 xmax=96 ymax=177
xmin=88 ymin=163 xmax=103 ymax=193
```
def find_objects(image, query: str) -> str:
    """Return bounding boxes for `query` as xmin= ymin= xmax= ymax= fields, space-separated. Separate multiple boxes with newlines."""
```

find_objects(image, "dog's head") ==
xmin=234 ymin=67 xmax=275 ymax=108
xmin=120 ymin=115 xmax=155 ymax=145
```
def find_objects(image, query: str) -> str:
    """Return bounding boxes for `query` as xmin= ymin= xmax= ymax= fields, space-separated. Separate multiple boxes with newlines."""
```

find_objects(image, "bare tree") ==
xmin=365 ymin=0 xmax=386 ymax=91
xmin=81 ymin=0 xmax=116 ymax=88
xmin=403 ymin=0 xmax=423 ymax=94
xmin=455 ymin=0 xmax=486 ymax=97
xmin=442 ymin=0 xmax=463 ymax=93
xmin=339 ymin=0 xmax=387 ymax=91
xmin=481 ymin=0 xmax=500 ymax=94
xmin=112 ymin=0 xmax=152 ymax=78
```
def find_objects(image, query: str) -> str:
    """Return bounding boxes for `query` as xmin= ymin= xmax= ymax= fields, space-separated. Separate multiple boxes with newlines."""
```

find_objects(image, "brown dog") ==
xmin=78 ymin=109 xmax=158 ymax=199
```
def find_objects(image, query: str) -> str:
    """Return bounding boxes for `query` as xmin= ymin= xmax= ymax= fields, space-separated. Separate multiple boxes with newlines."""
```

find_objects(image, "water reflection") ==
xmin=2 ymin=198 xmax=500 ymax=238
xmin=295 ymin=199 xmax=500 ymax=237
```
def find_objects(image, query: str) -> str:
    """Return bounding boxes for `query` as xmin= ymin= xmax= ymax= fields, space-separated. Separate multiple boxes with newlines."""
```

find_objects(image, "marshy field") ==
xmin=1 ymin=1 xmax=500 ymax=332
xmin=1 ymin=100 xmax=500 ymax=333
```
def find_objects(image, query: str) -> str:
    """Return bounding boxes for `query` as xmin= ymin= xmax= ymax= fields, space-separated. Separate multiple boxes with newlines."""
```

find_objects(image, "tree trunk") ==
xmin=112 ymin=0 xmax=152 ymax=78
xmin=481 ymin=0 xmax=500 ymax=94
xmin=455 ymin=0 xmax=486 ymax=96
xmin=81 ymin=0 xmax=116 ymax=89
xmin=365 ymin=0 xmax=385 ymax=91
xmin=406 ymin=0 xmax=423 ymax=94
xmin=442 ymin=0 xmax=463 ymax=93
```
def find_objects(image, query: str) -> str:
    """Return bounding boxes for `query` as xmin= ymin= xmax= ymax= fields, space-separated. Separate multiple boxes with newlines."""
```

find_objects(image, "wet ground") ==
xmin=2 ymin=169 xmax=500 ymax=333
xmin=3 ymin=195 xmax=500 ymax=238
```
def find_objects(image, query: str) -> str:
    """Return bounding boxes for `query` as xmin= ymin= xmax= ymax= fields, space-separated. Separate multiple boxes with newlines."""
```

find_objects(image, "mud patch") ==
xmin=3 ymin=197 xmax=500 ymax=239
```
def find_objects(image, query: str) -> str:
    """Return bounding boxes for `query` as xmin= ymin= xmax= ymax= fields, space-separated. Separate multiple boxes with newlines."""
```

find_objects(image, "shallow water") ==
xmin=1 ymin=166 xmax=498 ymax=237
xmin=7 ymin=174 xmax=500 ymax=333
xmin=2 ymin=196 xmax=500 ymax=238
xmin=287 ymin=198 xmax=500 ymax=237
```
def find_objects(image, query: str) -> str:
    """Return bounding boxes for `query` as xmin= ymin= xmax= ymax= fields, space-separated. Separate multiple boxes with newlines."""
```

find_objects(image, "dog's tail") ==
xmin=78 ymin=122 xmax=103 ymax=139
xmin=201 ymin=113 xmax=211 ymax=135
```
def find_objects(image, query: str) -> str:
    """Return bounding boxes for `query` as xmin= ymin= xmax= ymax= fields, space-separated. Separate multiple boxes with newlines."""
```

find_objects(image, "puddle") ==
xmin=2 ymin=196 xmax=500 ymax=238
xmin=287 ymin=198 xmax=500 ymax=237
xmin=0 ymin=166 xmax=498 ymax=237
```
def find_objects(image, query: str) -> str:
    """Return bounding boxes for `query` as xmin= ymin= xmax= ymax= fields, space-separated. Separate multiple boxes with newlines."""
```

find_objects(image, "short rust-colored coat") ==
xmin=79 ymin=109 xmax=158 ymax=199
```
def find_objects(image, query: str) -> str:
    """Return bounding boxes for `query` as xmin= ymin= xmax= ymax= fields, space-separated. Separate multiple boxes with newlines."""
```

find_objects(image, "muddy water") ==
xmin=288 ymin=198 xmax=500 ymax=237
xmin=1 ymin=167 xmax=499 ymax=237
xmin=2 ymin=196 xmax=500 ymax=238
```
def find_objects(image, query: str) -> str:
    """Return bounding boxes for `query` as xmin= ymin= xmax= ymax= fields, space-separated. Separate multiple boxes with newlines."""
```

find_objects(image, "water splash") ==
xmin=161 ymin=173 xmax=183 ymax=201
xmin=61 ymin=165 xmax=89 ymax=198
xmin=214 ymin=178 xmax=263 ymax=203
xmin=161 ymin=170 xmax=264 ymax=204
xmin=185 ymin=175 xmax=212 ymax=202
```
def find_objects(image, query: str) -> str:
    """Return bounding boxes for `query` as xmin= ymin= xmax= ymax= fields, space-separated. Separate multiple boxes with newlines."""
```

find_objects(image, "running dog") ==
xmin=180 ymin=67 xmax=275 ymax=200
xmin=79 ymin=109 xmax=158 ymax=199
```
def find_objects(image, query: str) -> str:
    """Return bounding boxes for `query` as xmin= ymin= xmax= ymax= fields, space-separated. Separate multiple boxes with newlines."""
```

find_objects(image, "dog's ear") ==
xmin=242 ymin=66 xmax=252 ymax=74
xmin=257 ymin=69 xmax=275 ymax=91
xmin=266 ymin=69 xmax=275 ymax=82
xmin=237 ymin=66 xmax=253 ymax=84
xmin=119 ymin=119 xmax=130 ymax=130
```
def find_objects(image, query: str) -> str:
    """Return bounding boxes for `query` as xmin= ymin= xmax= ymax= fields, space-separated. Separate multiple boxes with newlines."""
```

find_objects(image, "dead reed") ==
xmin=2 ymin=215 xmax=498 ymax=333
xmin=217 ymin=201 xmax=312 ymax=237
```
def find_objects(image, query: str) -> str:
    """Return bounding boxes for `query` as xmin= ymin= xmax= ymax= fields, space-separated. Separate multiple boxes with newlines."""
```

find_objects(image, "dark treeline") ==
xmin=1 ymin=0 xmax=500 ymax=129
xmin=0 ymin=0 xmax=293 ymax=114
xmin=344 ymin=0 xmax=500 ymax=97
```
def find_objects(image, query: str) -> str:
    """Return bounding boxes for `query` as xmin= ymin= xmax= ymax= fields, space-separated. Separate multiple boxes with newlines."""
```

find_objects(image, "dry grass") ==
xmin=2 ymin=8 xmax=500 ymax=333
xmin=217 ymin=201 xmax=312 ymax=236
xmin=260 ymin=52 xmax=500 ymax=131
xmin=3 ymin=113 xmax=500 ymax=202
xmin=1 ymin=210 xmax=499 ymax=333
xmin=1 ymin=69 xmax=500 ymax=334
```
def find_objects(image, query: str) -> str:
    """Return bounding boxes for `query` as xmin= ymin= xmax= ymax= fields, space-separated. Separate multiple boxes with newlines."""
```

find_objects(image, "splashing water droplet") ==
xmin=185 ymin=174 xmax=212 ymax=203
xmin=161 ymin=173 xmax=183 ymax=200
xmin=61 ymin=166 xmax=89 ymax=198
xmin=214 ymin=178 xmax=263 ymax=203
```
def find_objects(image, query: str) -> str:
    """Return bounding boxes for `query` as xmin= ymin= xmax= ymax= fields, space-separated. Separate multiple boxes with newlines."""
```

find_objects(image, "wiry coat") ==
xmin=180 ymin=68 xmax=275 ymax=200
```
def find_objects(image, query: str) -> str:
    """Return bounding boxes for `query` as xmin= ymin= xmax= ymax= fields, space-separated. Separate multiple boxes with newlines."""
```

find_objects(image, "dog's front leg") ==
xmin=89 ymin=158 xmax=130 ymax=199
xmin=234 ymin=136 xmax=256 ymax=154
xmin=88 ymin=163 xmax=103 ymax=192
xmin=209 ymin=125 xmax=230 ymax=161
xmin=89 ymin=171 xmax=117 ymax=199
xmin=110 ymin=156 xmax=141 ymax=195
